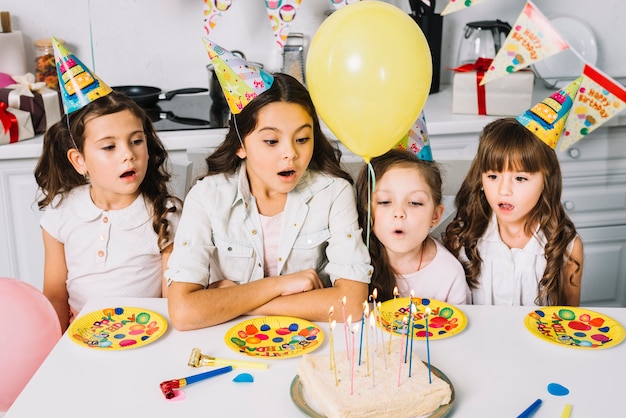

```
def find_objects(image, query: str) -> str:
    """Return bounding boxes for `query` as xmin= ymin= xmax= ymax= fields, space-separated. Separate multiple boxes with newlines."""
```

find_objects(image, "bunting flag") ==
xmin=396 ymin=111 xmax=433 ymax=161
xmin=559 ymin=64 xmax=626 ymax=151
xmin=265 ymin=0 xmax=302 ymax=49
xmin=480 ymin=0 xmax=569 ymax=85
xmin=516 ymin=77 xmax=582 ymax=150
xmin=440 ymin=0 xmax=488 ymax=16
xmin=203 ymin=0 xmax=237 ymax=35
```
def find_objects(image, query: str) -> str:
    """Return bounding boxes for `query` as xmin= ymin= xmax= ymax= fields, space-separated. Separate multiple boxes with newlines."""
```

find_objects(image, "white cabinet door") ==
xmin=579 ymin=225 xmax=626 ymax=307
xmin=0 ymin=159 xmax=45 ymax=290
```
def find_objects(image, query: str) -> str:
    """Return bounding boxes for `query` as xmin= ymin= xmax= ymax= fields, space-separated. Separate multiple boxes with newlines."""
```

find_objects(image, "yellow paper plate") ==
xmin=524 ymin=306 xmax=626 ymax=350
xmin=68 ymin=307 xmax=168 ymax=350
xmin=378 ymin=298 xmax=467 ymax=340
xmin=290 ymin=362 xmax=455 ymax=418
xmin=224 ymin=316 xmax=324 ymax=359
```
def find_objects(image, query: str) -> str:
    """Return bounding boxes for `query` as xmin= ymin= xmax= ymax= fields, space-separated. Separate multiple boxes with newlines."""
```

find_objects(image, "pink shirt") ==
xmin=396 ymin=238 xmax=471 ymax=305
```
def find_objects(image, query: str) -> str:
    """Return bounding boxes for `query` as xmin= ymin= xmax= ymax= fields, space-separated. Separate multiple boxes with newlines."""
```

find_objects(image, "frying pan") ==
xmin=112 ymin=85 xmax=208 ymax=108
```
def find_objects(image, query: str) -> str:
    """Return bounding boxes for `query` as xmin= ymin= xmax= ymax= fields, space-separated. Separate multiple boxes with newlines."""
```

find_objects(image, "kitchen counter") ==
xmin=4 ymin=82 xmax=623 ymax=161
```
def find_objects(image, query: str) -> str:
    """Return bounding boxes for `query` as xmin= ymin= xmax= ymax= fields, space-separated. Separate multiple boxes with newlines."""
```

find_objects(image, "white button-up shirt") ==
xmin=166 ymin=163 xmax=372 ymax=288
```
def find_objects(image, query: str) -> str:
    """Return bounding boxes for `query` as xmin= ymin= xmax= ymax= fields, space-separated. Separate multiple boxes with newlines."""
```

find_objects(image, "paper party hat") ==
xmin=202 ymin=37 xmax=274 ymax=115
xmin=396 ymin=111 xmax=433 ymax=161
xmin=52 ymin=37 xmax=112 ymax=115
xmin=515 ymin=76 xmax=582 ymax=149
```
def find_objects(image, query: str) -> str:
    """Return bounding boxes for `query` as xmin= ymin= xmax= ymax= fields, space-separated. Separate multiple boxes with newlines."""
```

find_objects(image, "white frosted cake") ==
xmin=296 ymin=341 xmax=452 ymax=418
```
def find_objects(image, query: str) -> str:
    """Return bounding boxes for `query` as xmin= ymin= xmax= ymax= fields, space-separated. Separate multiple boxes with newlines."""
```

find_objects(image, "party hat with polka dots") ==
xmin=202 ymin=37 xmax=274 ymax=115
xmin=396 ymin=111 xmax=433 ymax=161
xmin=52 ymin=37 xmax=113 ymax=115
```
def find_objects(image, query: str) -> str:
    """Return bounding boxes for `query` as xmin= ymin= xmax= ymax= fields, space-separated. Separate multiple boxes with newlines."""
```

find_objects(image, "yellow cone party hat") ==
xmin=202 ymin=37 xmax=274 ymax=115
xmin=515 ymin=76 xmax=583 ymax=149
xmin=52 ymin=37 xmax=112 ymax=114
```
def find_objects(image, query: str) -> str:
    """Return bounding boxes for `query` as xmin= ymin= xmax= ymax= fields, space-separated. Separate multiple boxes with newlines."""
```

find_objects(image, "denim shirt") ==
xmin=165 ymin=162 xmax=372 ymax=288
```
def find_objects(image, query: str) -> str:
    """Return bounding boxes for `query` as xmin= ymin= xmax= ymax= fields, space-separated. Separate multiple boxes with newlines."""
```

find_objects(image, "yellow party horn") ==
xmin=188 ymin=347 xmax=268 ymax=369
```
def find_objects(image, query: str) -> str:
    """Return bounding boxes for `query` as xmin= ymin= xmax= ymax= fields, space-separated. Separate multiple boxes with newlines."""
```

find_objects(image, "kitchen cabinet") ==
xmin=1 ymin=85 xmax=625 ymax=306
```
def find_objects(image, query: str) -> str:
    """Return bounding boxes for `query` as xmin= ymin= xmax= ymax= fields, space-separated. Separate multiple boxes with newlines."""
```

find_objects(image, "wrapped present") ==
xmin=0 ymin=73 xmax=62 ymax=134
xmin=0 ymin=102 xmax=35 ymax=145
xmin=451 ymin=59 xmax=534 ymax=116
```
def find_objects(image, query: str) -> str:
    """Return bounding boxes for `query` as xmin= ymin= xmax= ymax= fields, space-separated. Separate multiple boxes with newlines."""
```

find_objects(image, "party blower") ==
xmin=159 ymin=366 xmax=233 ymax=399
xmin=188 ymin=347 xmax=268 ymax=369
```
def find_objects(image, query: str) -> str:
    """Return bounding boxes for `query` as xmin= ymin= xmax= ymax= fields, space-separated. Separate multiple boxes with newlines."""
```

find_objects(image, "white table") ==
xmin=5 ymin=298 xmax=625 ymax=417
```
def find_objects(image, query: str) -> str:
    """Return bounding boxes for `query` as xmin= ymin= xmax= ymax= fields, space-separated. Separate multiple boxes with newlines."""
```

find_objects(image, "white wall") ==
xmin=2 ymin=0 xmax=624 ymax=91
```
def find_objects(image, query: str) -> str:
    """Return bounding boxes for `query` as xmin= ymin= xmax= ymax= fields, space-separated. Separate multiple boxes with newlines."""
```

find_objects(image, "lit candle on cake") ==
xmin=370 ymin=289 xmax=379 ymax=347
xmin=405 ymin=290 xmax=414 ymax=363
xmin=330 ymin=319 xmax=338 ymax=386
xmin=397 ymin=315 xmax=408 ymax=387
xmin=340 ymin=296 xmax=350 ymax=360
xmin=387 ymin=286 xmax=398 ymax=354
xmin=350 ymin=322 xmax=360 ymax=395
xmin=358 ymin=301 xmax=368 ymax=366
xmin=377 ymin=301 xmax=387 ymax=368
xmin=409 ymin=302 xmax=416 ymax=377
xmin=425 ymin=306 xmax=432 ymax=383
xmin=369 ymin=311 xmax=376 ymax=387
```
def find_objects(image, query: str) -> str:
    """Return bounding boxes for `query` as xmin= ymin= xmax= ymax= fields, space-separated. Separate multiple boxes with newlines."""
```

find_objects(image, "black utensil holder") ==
xmin=412 ymin=13 xmax=443 ymax=94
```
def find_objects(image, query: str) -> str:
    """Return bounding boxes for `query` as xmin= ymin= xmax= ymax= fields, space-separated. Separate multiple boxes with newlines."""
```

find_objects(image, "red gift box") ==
xmin=0 ymin=73 xmax=62 ymax=134
xmin=0 ymin=102 xmax=35 ymax=145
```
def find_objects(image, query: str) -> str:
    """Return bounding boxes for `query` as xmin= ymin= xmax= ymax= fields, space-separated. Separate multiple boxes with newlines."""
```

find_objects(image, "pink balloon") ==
xmin=0 ymin=277 xmax=61 ymax=412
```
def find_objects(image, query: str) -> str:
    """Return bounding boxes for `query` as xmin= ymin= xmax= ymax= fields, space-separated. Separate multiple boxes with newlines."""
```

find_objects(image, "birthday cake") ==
xmin=296 ymin=340 xmax=452 ymax=418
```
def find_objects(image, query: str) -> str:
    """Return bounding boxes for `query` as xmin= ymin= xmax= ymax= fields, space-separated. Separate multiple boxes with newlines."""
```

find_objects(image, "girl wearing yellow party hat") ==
xmin=166 ymin=39 xmax=372 ymax=330
xmin=34 ymin=38 xmax=182 ymax=331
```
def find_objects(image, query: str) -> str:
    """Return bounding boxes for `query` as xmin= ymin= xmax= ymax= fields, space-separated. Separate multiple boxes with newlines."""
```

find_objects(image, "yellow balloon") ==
xmin=306 ymin=1 xmax=432 ymax=161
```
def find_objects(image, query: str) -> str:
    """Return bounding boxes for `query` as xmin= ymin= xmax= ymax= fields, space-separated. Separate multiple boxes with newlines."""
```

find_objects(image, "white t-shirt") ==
xmin=396 ymin=238 xmax=471 ymax=305
xmin=40 ymin=185 xmax=180 ymax=312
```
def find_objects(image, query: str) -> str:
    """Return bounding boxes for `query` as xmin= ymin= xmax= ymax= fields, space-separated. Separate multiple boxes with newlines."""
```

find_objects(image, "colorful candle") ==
xmin=358 ymin=301 xmax=368 ymax=366
xmin=404 ymin=290 xmax=414 ymax=363
xmin=330 ymin=319 xmax=338 ymax=386
xmin=370 ymin=289 xmax=379 ymax=348
xmin=425 ymin=306 xmax=432 ymax=383
xmin=397 ymin=315 xmax=408 ymax=387
xmin=369 ymin=311 xmax=376 ymax=387
xmin=340 ymin=296 xmax=350 ymax=360
xmin=350 ymin=322 xmax=360 ymax=395
xmin=387 ymin=286 xmax=398 ymax=354
xmin=377 ymin=301 xmax=387 ymax=368
xmin=409 ymin=303 xmax=416 ymax=377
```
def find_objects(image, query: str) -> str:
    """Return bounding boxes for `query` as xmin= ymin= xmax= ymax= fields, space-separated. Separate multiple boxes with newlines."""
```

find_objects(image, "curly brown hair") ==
xmin=442 ymin=118 xmax=581 ymax=305
xmin=34 ymin=91 xmax=180 ymax=249
xmin=355 ymin=149 xmax=443 ymax=301
xmin=202 ymin=73 xmax=352 ymax=183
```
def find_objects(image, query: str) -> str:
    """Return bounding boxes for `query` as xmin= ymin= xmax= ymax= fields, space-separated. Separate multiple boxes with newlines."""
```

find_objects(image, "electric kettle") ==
xmin=456 ymin=20 xmax=512 ymax=65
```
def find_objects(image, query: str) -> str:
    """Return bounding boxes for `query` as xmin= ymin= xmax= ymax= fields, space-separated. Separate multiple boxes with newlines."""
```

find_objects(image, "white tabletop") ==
xmin=5 ymin=298 xmax=625 ymax=417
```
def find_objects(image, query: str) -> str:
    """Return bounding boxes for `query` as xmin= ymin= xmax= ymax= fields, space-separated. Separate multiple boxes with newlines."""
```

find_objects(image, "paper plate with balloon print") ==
xmin=225 ymin=316 xmax=324 ymax=359
xmin=68 ymin=307 xmax=167 ymax=350
xmin=378 ymin=298 xmax=467 ymax=340
xmin=524 ymin=306 xmax=626 ymax=350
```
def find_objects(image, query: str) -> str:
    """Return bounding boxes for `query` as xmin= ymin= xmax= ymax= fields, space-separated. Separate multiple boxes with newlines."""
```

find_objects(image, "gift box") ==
xmin=0 ymin=102 xmax=35 ymax=145
xmin=451 ymin=68 xmax=535 ymax=116
xmin=0 ymin=73 xmax=62 ymax=134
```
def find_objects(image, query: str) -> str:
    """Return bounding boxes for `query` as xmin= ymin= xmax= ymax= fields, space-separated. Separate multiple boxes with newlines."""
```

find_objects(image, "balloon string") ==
xmin=366 ymin=161 xmax=376 ymax=250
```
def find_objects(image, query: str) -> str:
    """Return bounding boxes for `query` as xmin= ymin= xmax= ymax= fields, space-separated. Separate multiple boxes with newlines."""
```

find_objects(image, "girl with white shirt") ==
xmin=166 ymin=40 xmax=372 ymax=330
xmin=443 ymin=118 xmax=584 ymax=306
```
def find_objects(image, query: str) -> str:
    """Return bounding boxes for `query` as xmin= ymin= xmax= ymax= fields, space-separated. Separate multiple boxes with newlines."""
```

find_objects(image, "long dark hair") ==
xmin=442 ymin=118 xmax=580 ymax=305
xmin=355 ymin=149 xmax=443 ymax=301
xmin=203 ymin=72 xmax=352 ymax=183
xmin=34 ymin=91 xmax=180 ymax=248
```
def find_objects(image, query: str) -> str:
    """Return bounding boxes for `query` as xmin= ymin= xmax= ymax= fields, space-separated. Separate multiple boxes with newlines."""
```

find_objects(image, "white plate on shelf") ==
xmin=533 ymin=16 xmax=598 ymax=88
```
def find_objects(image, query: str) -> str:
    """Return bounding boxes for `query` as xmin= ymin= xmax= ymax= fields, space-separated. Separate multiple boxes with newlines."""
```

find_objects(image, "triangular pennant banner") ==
xmin=396 ymin=111 xmax=433 ymax=161
xmin=441 ymin=0 xmax=487 ymax=16
xmin=203 ymin=0 xmax=237 ymax=35
xmin=481 ymin=0 xmax=569 ymax=85
xmin=265 ymin=0 xmax=302 ymax=49
xmin=560 ymin=64 xmax=626 ymax=150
